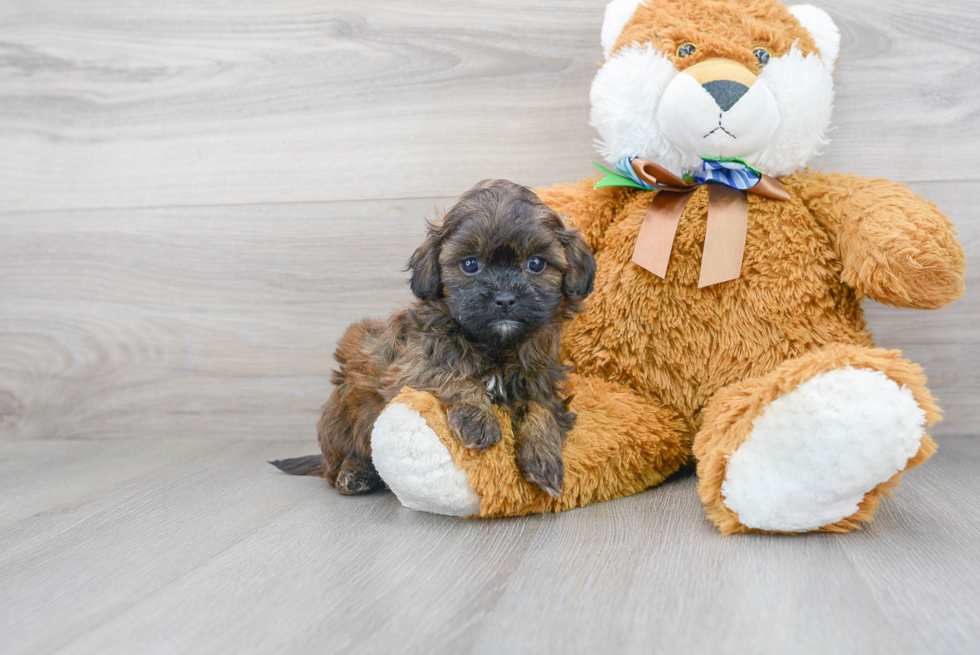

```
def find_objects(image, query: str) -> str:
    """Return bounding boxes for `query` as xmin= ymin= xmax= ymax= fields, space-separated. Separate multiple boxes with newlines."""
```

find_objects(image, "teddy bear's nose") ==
xmin=683 ymin=58 xmax=758 ymax=112
xmin=703 ymin=80 xmax=750 ymax=112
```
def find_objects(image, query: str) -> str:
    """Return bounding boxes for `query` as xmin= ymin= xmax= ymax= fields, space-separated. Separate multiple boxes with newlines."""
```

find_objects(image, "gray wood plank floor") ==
xmin=1 ymin=438 xmax=978 ymax=654
xmin=1 ymin=0 xmax=978 ymax=653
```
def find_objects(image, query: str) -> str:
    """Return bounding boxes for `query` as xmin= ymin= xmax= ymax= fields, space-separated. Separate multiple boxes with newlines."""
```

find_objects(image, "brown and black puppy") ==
xmin=273 ymin=180 xmax=596 ymax=497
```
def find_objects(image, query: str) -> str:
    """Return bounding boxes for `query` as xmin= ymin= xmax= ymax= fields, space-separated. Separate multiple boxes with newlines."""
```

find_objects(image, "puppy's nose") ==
xmin=702 ymin=80 xmax=749 ymax=112
xmin=494 ymin=292 xmax=517 ymax=312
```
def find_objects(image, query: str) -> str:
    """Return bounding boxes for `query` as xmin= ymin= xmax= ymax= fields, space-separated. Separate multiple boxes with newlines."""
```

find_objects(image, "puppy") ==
xmin=275 ymin=180 xmax=596 ymax=497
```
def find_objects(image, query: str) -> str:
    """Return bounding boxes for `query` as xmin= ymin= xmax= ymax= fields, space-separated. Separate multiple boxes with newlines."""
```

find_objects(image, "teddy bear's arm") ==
xmin=535 ymin=179 xmax=628 ymax=251
xmin=783 ymin=171 xmax=966 ymax=309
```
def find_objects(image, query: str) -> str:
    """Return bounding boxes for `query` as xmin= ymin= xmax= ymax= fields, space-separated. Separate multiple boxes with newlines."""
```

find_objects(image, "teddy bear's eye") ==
xmin=676 ymin=42 xmax=697 ymax=58
xmin=754 ymin=48 xmax=772 ymax=66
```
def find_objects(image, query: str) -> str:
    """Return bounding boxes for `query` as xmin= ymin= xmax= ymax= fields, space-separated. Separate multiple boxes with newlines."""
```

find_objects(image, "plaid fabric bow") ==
xmin=600 ymin=157 xmax=763 ymax=192
xmin=593 ymin=157 xmax=791 ymax=288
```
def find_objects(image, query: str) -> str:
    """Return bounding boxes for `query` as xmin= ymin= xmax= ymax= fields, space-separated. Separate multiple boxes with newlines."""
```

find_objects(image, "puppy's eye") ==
xmin=753 ymin=48 xmax=771 ymax=66
xmin=460 ymin=258 xmax=481 ymax=275
xmin=676 ymin=42 xmax=697 ymax=58
xmin=526 ymin=256 xmax=546 ymax=274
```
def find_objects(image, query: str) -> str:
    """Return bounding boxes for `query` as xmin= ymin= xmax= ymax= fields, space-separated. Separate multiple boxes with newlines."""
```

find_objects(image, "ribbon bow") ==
xmin=594 ymin=157 xmax=791 ymax=288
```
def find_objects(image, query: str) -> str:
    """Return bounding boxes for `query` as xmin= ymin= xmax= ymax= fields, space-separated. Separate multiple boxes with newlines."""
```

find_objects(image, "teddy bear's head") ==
xmin=591 ymin=0 xmax=841 ymax=179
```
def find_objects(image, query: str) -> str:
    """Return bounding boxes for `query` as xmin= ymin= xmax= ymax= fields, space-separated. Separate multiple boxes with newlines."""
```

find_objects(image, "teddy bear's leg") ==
xmin=371 ymin=375 xmax=688 ymax=518
xmin=694 ymin=344 xmax=941 ymax=535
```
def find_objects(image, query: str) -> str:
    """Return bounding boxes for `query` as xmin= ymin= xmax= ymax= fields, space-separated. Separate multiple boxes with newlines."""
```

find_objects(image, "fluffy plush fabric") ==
xmin=601 ymin=0 xmax=646 ymax=59
xmin=699 ymin=346 xmax=938 ymax=534
xmin=372 ymin=400 xmax=481 ymax=516
xmin=593 ymin=1 xmax=836 ymax=177
xmin=591 ymin=46 xmax=692 ymax=176
xmin=788 ymin=4 xmax=841 ymax=69
xmin=611 ymin=0 xmax=818 ymax=61
xmin=367 ymin=0 xmax=966 ymax=534
xmin=721 ymin=366 xmax=925 ymax=533
xmin=783 ymin=173 xmax=966 ymax=308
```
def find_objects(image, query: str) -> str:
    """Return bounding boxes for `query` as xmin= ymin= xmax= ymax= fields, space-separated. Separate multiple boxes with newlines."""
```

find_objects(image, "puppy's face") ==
xmin=408 ymin=180 xmax=596 ymax=347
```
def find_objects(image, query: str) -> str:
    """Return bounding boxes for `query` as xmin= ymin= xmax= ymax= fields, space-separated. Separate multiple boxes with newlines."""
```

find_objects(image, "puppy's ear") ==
xmin=407 ymin=222 xmax=444 ymax=300
xmin=559 ymin=224 xmax=597 ymax=301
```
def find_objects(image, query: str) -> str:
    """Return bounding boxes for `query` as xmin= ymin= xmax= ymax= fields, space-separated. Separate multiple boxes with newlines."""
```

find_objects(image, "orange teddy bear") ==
xmin=365 ymin=0 xmax=966 ymax=534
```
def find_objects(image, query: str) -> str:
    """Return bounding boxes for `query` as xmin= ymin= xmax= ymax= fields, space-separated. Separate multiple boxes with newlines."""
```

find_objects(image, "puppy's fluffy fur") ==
xmin=277 ymin=180 xmax=596 ymax=497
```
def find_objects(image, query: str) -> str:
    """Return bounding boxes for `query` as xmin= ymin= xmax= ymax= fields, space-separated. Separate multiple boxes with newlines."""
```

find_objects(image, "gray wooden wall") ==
xmin=1 ymin=0 xmax=977 ymax=442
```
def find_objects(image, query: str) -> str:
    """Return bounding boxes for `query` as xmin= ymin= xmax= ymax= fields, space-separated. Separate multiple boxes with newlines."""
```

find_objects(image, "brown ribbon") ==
xmin=628 ymin=159 xmax=791 ymax=288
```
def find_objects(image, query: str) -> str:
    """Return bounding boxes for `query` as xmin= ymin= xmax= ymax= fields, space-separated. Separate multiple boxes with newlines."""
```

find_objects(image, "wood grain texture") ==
xmin=0 ymin=198 xmax=436 ymax=441
xmin=1 ymin=0 xmax=980 ymax=212
xmin=843 ymin=441 xmax=980 ymax=655
xmin=0 ymin=438 xmax=977 ymax=654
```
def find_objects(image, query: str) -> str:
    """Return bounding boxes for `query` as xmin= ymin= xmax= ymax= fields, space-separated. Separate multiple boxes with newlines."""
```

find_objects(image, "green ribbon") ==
xmin=592 ymin=162 xmax=646 ymax=190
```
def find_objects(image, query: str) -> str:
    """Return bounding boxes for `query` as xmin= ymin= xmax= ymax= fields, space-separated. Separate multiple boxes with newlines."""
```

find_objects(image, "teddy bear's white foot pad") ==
xmin=371 ymin=402 xmax=481 ymax=516
xmin=720 ymin=367 xmax=926 ymax=532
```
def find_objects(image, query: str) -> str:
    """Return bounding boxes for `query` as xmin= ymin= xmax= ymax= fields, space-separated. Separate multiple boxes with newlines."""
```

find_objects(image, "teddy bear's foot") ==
xmin=695 ymin=344 xmax=941 ymax=535
xmin=371 ymin=399 xmax=481 ymax=517
xmin=372 ymin=378 xmax=688 ymax=518
xmin=722 ymin=367 xmax=924 ymax=532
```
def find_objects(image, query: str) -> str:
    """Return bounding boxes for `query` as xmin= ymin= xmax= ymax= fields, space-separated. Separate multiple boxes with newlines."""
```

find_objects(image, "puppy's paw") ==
xmin=448 ymin=405 xmax=502 ymax=451
xmin=334 ymin=457 xmax=382 ymax=495
xmin=516 ymin=440 xmax=565 ymax=498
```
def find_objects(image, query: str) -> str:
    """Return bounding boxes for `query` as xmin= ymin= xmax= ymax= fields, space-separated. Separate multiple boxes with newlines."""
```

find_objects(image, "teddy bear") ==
xmin=366 ymin=0 xmax=966 ymax=534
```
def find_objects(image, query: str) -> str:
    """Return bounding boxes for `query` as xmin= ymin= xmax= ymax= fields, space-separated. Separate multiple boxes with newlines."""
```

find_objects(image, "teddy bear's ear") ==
xmin=601 ymin=0 xmax=645 ymax=59
xmin=789 ymin=5 xmax=841 ymax=71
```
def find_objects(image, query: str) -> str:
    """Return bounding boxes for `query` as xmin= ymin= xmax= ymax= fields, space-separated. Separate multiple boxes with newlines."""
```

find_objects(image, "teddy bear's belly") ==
xmin=561 ymin=192 xmax=872 ymax=433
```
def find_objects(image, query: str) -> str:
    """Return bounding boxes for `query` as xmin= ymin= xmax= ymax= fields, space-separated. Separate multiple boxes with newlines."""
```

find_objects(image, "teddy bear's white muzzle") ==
xmin=658 ymin=68 xmax=780 ymax=162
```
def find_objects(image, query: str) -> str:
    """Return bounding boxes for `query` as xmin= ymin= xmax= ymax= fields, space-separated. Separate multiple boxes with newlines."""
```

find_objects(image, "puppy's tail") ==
xmin=269 ymin=455 xmax=325 ymax=477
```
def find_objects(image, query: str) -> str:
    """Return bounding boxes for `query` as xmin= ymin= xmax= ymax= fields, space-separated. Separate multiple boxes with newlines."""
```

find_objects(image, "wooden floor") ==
xmin=1 ymin=1 xmax=978 ymax=653
xmin=1 ymin=438 xmax=979 ymax=654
